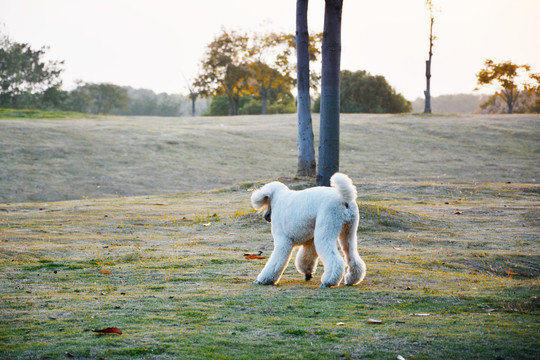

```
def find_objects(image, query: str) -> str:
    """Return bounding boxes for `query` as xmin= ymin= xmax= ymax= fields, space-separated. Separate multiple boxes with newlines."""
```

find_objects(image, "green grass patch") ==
xmin=0 ymin=181 xmax=538 ymax=359
xmin=0 ymin=107 xmax=93 ymax=119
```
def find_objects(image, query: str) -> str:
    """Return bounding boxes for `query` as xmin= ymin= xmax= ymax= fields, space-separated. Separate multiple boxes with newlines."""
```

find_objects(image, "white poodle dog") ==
xmin=250 ymin=173 xmax=366 ymax=288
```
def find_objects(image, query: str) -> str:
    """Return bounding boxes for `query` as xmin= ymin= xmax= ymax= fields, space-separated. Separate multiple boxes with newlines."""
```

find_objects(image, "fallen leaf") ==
xmin=92 ymin=327 xmax=122 ymax=335
xmin=202 ymin=223 xmax=211 ymax=227
xmin=244 ymin=250 xmax=263 ymax=256
xmin=245 ymin=255 xmax=265 ymax=260
xmin=65 ymin=351 xmax=76 ymax=358
xmin=393 ymin=247 xmax=402 ymax=251
xmin=336 ymin=322 xmax=345 ymax=326
xmin=454 ymin=210 xmax=462 ymax=215
xmin=366 ymin=319 xmax=382 ymax=324
xmin=397 ymin=356 xmax=406 ymax=360
xmin=99 ymin=270 xmax=111 ymax=274
xmin=505 ymin=269 xmax=518 ymax=276
xmin=410 ymin=313 xmax=430 ymax=316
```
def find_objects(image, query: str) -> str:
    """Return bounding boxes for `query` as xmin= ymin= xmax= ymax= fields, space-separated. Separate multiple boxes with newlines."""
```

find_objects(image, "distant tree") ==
xmin=64 ymin=80 xmax=91 ymax=112
xmin=70 ymin=83 xmax=127 ymax=114
xmin=317 ymin=0 xmax=343 ymax=187
xmin=411 ymin=93 xmax=486 ymax=114
xmin=296 ymin=0 xmax=316 ymax=177
xmin=40 ymin=85 xmax=68 ymax=110
xmin=423 ymin=0 xmax=436 ymax=114
xmin=122 ymin=87 xmax=158 ymax=115
xmin=206 ymin=94 xmax=254 ymax=116
xmin=478 ymin=90 xmax=540 ymax=114
xmin=246 ymin=32 xmax=294 ymax=114
xmin=184 ymin=75 xmax=201 ymax=117
xmin=313 ymin=70 xmax=411 ymax=113
xmin=195 ymin=29 xmax=321 ymax=116
xmin=206 ymin=94 xmax=233 ymax=116
xmin=476 ymin=60 xmax=539 ymax=114
xmin=247 ymin=61 xmax=287 ymax=114
xmin=194 ymin=30 xmax=250 ymax=116
xmin=0 ymin=32 xmax=63 ymax=108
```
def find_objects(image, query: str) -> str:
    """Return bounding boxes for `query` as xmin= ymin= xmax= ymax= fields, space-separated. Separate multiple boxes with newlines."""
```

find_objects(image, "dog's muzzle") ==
xmin=263 ymin=209 xmax=271 ymax=222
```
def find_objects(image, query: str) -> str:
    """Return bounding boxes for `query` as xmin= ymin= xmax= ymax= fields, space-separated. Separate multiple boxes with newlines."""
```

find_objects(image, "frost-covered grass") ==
xmin=1 ymin=113 xmax=538 ymax=203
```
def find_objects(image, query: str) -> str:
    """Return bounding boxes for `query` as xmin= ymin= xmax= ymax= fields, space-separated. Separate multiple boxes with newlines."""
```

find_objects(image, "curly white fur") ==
xmin=250 ymin=173 xmax=366 ymax=287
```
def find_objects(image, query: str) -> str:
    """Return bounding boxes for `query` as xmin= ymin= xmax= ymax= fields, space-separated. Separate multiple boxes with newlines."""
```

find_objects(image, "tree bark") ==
xmin=233 ymin=96 xmax=239 ymax=115
xmin=227 ymin=93 xmax=233 ymax=116
xmin=296 ymin=0 xmax=316 ymax=177
xmin=507 ymin=92 xmax=514 ymax=114
xmin=191 ymin=93 xmax=197 ymax=117
xmin=261 ymin=88 xmax=268 ymax=115
xmin=424 ymin=16 xmax=433 ymax=114
xmin=317 ymin=0 xmax=342 ymax=186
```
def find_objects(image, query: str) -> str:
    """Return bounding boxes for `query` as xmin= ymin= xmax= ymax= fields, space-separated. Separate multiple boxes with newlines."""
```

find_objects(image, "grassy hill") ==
xmin=0 ymin=113 xmax=539 ymax=359
xmin=1 ymin=113 xmax=538 ymax=203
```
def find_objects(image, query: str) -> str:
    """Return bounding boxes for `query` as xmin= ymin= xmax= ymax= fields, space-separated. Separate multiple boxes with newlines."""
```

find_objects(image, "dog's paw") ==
xmin=253 ymin=279 xmax=274 ymax=285
xmin=319 ymin=283 xmax=333 ymax=288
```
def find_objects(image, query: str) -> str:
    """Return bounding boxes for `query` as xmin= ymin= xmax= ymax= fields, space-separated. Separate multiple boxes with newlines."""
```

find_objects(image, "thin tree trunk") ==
xmin=424 ymin=16 xmax=433 ymax=114
xmin=296 ymin=0 xmax=316 ymax=177
xmin=317 ymin=0 xmax=342 ymax=186
xmin=261 ymin=89 xmax=268 ymax=115
xmin=503 ymin=89 xmax=515 ymax=114
xmin=227 ymin=93 xmax=233 ymax=116
xmin=191 ymin=93 xmax=197 ymax=117
xmin=233 ymin=96 xmax=239 ymax=115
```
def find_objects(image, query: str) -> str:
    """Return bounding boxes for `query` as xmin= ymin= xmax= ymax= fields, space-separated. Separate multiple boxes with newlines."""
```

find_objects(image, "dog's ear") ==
xmin=251 ymin=188 xmax=270 ymax=210
xmin=251 ymin=181 xmax=286 ymax=210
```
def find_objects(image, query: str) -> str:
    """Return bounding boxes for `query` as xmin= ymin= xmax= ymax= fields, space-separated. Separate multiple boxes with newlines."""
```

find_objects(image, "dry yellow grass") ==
xmin=1 ymin=113 xmax=538 ymax=203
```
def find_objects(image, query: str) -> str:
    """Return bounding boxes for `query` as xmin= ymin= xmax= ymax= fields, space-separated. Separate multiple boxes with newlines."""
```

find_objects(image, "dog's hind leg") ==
xmin=314 ymin=220 xmax=346 ymax=287
xmin=254 ymin=237 xmax=293 ymax=285
xmin=338 ymin=217 xmax=366 ymax=286
xmin=295 ymin=239 xmax=318 ymax=281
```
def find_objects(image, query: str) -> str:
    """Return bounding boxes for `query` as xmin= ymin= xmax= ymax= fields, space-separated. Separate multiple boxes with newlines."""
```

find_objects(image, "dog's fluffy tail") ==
xmin=330 ymin=173 xmax=357 ymax=203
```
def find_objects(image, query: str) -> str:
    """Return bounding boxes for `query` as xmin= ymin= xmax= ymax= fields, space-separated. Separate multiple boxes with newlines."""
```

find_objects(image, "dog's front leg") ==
xmin=254 ymin=238 xmax=293 ymax=285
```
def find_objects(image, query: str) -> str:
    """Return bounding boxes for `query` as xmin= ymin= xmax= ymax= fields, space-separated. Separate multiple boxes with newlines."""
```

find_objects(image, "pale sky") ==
xmin=1 ymin=0 xmax=539 ymax=101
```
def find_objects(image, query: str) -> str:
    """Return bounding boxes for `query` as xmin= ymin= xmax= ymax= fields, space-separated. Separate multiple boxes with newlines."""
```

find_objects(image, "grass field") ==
xmin=0 ymin=113 xmax=539 ymax=359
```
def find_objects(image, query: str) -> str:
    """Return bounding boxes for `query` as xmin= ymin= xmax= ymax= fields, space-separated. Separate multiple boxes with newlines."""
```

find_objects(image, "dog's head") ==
xmin=251 ymin=181 xmax=288 ymax=223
